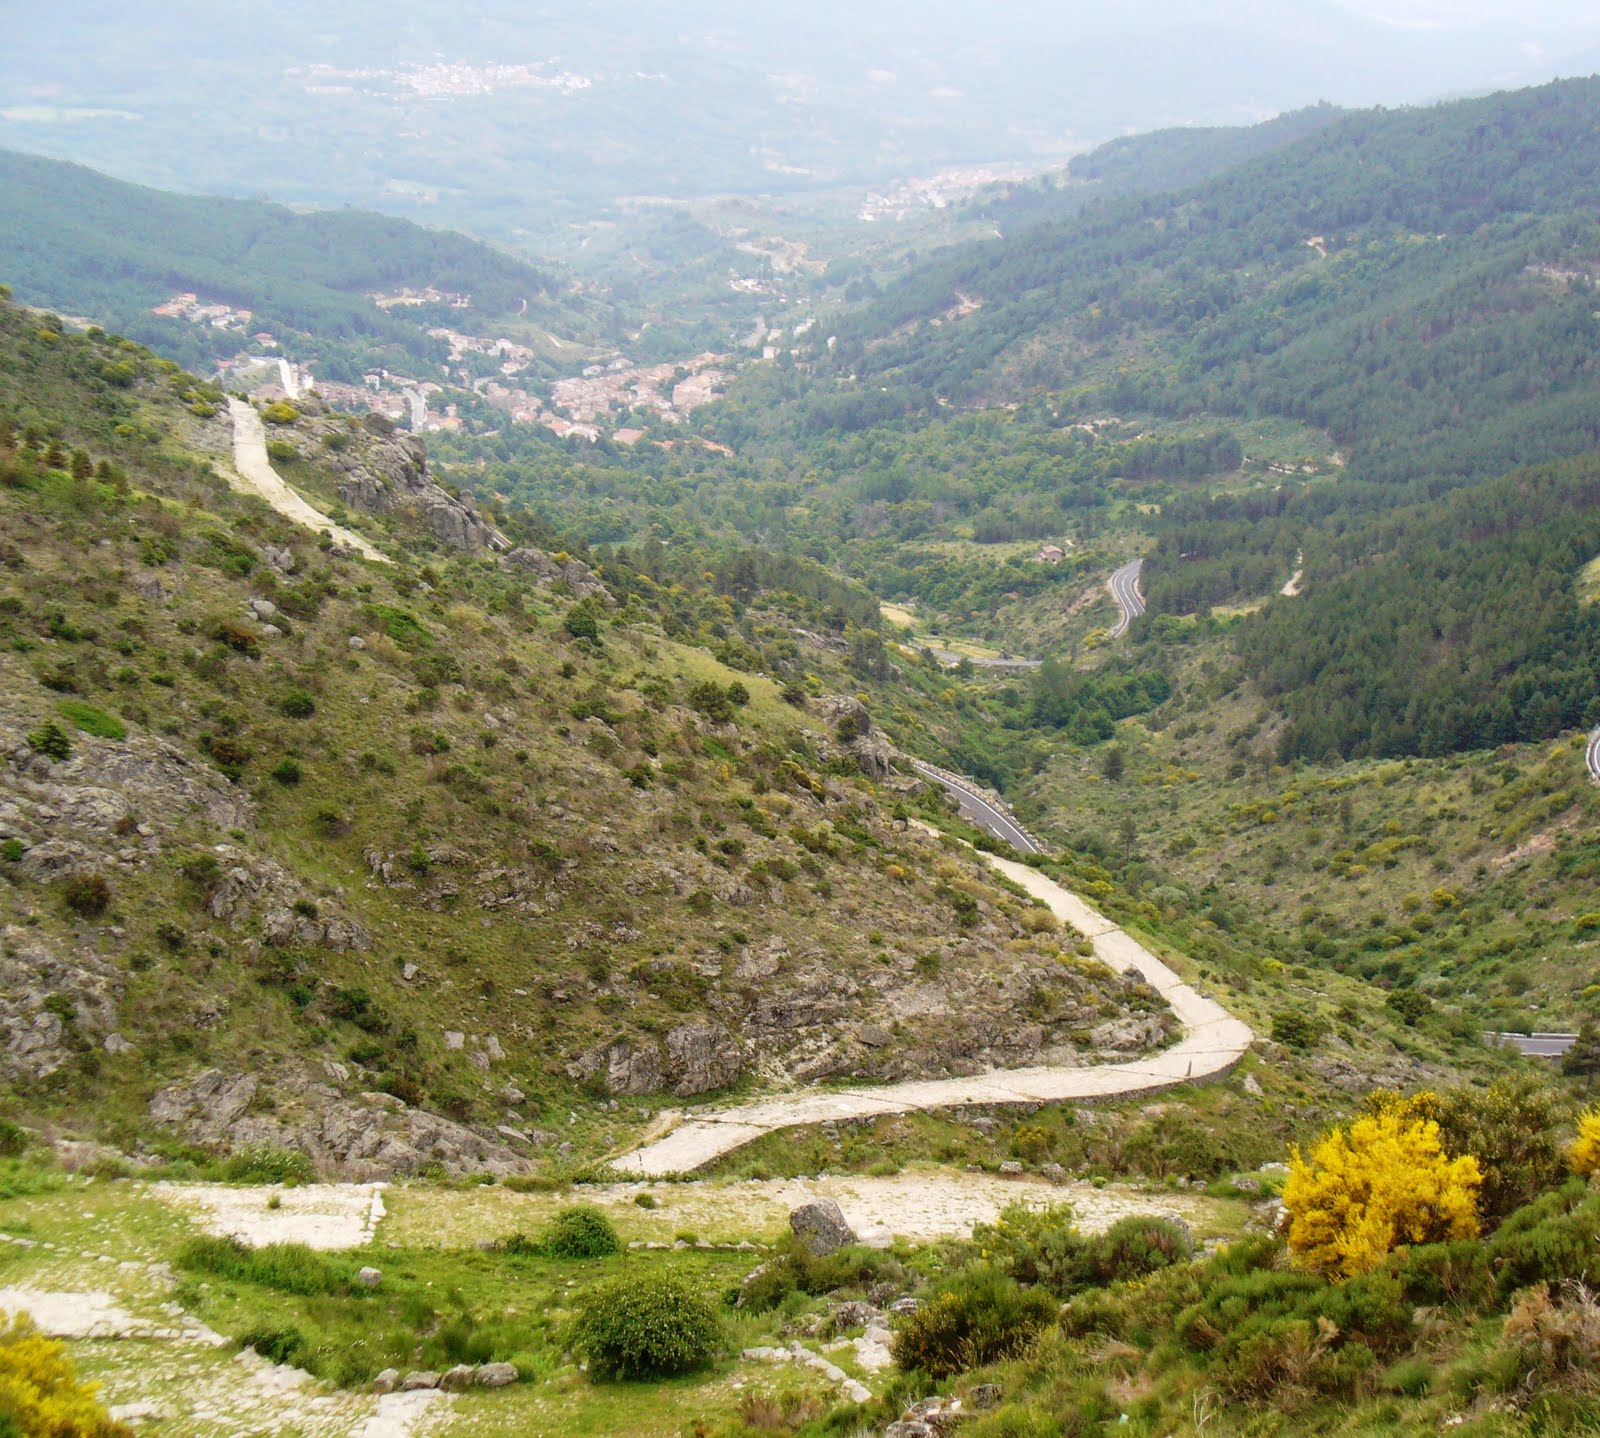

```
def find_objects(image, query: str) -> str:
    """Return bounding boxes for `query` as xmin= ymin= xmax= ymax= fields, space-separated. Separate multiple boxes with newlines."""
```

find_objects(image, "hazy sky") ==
xmin=1340 ymin=0 xmax=1600 ymax=24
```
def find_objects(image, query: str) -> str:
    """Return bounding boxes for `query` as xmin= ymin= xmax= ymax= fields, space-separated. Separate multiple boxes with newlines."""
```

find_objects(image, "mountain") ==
xmin=4 ymin=2 xmax=1598 ymax=243
xmin=0 ymin=148 xmax=599 ymax=381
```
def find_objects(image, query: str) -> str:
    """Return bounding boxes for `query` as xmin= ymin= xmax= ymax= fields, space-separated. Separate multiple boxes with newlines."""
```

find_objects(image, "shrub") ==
xmin=1271 ymin=1009 xmax=1322 ymax=1050
xmin=564 ymin=605 xmax=600 ymax=642
xmin=1433 ymin=1078 xmax=1564 ymax=1226
xmin=218 ymin=1145 xmax=314 ymax=1185
xmin=60 ymin=873 xmax=111 ymax=918
xmin=265 ymin=440 xmax=296 ymax=463
xmin=236 ymin=1322 xmax=308 ymax=1367
xmin=975 ymin=1205 xmax=1192 ymax=1300
xmin=0 ymin=1311 xmax=132 ymax=1437
xmin=541 ymin=1205 xmax=621 ymax=1260
xmin=270 ymin=759 xmax=302 ymax=787
xmin=25 ymin=722 xmax=71 ymax=761
xmin=262 ymin=402 xmax=299 ymax=425
xmin=0 ymin=1119 xmax=27 ymax=1158
xmin=278 ymin=691 xmax=316 ymax=719
xmin=1568 ymin=1109 xmax=1600 ymax=1177
xmin=1284 ymin=1111 xmax=1482 ymax=1278
xmin=55 ymin=700 xmax=125 ymax=741
xmin=892 ymin=1269 xmax=1055 ymax=1378
xmin=176 ymin=1236 xmax=346 ymax=1296
xmin=571 ymin=1271 xmax=722 ymax=1380
xmin=0 ymin=841 xmax=22 ymax=863
xmin=1487 ymin=1182 xmax=1600 ymax=1297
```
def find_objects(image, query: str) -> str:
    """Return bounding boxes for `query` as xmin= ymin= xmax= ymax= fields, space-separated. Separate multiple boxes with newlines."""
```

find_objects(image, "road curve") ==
xmin=909 ymin=760 xmax=1042 ymax=853
xmin=1487 ymin=1032 xmax=1578 ymax=1059
xmin=1587 ymin=728 xmax=1600 ymax=785
xmin=1107 ymin=559 xmax=1145 ymax=639
xmin=610 ymin=847 xmax=1254 ymax=1176
xmin=225 ymin=398 xmax=388 ymax=563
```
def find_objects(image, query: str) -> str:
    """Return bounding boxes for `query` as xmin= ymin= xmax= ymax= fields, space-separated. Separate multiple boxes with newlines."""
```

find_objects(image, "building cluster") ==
xmin=296 ymin=61 xmax=591 ymax=99
xmin=151 ymin=293 xmax=261 ymax=337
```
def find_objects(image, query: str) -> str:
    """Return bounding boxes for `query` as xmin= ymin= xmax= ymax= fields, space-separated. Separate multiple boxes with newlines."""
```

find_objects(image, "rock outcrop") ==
xmin=808 ymin=695 xmax=898 ymax=779
xmin=504 ymin=546 xmax=611 ymax=602
xmin=147 ymin=1067 xmax=529 ymax=1179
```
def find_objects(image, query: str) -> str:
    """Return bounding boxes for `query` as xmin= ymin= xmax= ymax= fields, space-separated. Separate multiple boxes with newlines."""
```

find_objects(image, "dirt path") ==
xmin=611 ymin=852 xmax=1253 ymax=1175
xmin=159 ymin=1181 xmax=387 ymax=1250
xmin=225 ymin=398 xmax=388 ymax=562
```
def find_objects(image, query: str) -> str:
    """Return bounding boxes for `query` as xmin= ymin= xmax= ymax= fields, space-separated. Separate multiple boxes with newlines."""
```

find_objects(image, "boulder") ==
xmin=789 ymin=1198 xmax=856 ymax=1257
xmin=356 ymin=1266 xmax=382 ymax=1288
xmin=439 ymin=1364 xmax=476 ymax=1392
xmin=400 ymin=1371 xmax=440 ymax=1391
xmin=475 ymin=1362 xmax=518 ymax=1388
xmin=372 ymin=1369 xmax=400 ymax=1394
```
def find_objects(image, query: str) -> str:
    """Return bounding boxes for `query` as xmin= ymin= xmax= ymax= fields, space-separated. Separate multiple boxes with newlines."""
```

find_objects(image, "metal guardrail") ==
xmin=908 ymin=758 xmax=1048 ymax=855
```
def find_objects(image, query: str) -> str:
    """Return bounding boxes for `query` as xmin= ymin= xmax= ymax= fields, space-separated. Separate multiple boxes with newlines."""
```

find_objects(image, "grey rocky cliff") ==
xmin=266 ymin=399 xmax=502 ymax=552
xmin=504 ymin=546 xmax=611 ymax=602
xmin=148 ymin=1066 xmax=529 ymax=1179
xmin=807 ymin=695 xmax=898 ymax=780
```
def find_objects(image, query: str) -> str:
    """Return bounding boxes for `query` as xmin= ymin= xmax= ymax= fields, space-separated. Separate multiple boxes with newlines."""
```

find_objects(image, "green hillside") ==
xmin=0 ymin=292 xmax=1179 ymax=1174
xmin=0 ymin=149 xmax=602 ymax=380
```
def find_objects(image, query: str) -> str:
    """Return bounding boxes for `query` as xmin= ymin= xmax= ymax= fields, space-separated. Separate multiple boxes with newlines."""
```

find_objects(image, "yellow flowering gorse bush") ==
xmin=1283 ymin=1110 xmax=1482 ymax=1279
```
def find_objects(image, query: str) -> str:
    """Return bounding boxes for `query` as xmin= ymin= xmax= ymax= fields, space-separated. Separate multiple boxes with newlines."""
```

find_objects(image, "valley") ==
xmin=5 ymin=42 xmax=1600 ymax=1438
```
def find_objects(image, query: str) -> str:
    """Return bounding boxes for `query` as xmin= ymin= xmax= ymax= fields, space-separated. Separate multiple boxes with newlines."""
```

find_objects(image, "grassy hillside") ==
xmin=0 ymin=294 xmax=1178 ymax=1174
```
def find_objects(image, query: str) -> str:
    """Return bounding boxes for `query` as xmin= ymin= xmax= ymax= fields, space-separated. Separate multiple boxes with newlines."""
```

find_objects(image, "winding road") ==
xmin=611 ymin=813 xmax=1253 ymax=1176
xmin=909 ymin=760 xmax=1043 ymax=853
xmin=1107 ymin=558 xmax=1145 ymax=638
xmin=224 ymin=398 xmax=388 ymax=563
xmin=1587 ymin=727 xmax=1600 ymax=784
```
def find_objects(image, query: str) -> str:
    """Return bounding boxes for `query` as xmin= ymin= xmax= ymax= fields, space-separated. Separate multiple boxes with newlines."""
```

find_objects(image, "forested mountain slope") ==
xmin=820 ymin=77 xmax=1600 ymax=488
xmin=0 ymin=149 xmax=600 ymax=379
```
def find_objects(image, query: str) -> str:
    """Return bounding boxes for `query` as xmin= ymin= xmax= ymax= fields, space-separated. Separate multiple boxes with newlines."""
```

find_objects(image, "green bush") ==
xmin=542 ymin=1204 xmax=621 ymax=1259
xmin=0 ymin=1119 xmax=28 ymax=1157
xmin=0 ymin=840 xmax=23 ymax=862
xmin=891 ymin=1268 xmax=1056 ymax=1378
xmin=178 ymin=1236 xmax=348 ymax=1296
xmin=270 ymin=759 xmax=303 ymax=786
xmin=26 ymin=720 xmax=71 ymax=761
xmin=571 ymin=1270 xmax=723 ymax=1380
xmin=974 ymin=1205 xmax=1192 ymax=1300
xmin=60 ymin=872 xmax=111 ymax=917
xmin=237 ymin=1322 xmax=308 ymax=1366
xmin=279 ymin=691 xmax=316 ymax=719
xmin=262 ymin=402 xmax=299 ymax=425
xmin=219 ymin=1145 xmax=314 ymax=1185
xmin=56 ymin=699 xmax=126 ymax=740
xmin=564 ymin=605 xmax=600 ymax=642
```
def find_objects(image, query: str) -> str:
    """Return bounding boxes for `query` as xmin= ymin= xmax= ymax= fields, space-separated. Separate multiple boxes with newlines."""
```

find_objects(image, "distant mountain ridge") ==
xmin=0 ymin=148 xmax=599 ymax=380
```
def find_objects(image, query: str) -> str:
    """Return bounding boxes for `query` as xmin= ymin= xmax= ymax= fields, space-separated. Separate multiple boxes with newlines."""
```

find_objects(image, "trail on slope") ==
xmin=612 ymin=849 xmax=1253 ymax=1176
xmin=225 ymin=398 xmax=388 ymax=562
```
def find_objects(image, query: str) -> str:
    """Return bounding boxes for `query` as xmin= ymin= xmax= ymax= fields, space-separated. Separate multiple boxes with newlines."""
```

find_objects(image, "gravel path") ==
xmin=158 ymin=1182 xmax=386 ymax=1249
xmin=611 ymin=851 xmax=1253 ymax=1175
xmin=226 ymin=398 xmax=387 ymax=562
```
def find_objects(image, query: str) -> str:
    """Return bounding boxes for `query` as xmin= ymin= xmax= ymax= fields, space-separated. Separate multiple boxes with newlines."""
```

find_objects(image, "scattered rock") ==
xmin=790 ymin=1198 xmax=856 ymax=1257
xmin=439 ymin=1364 xmax=476 ymax=1392
xmin=372 ymin=1369 xmax=400 ymax=1394
xmin=476 ymin=1362 xmax=518 ymax=1388
xmin=400 ymin=1371 xmax=440 ymax=1391
xmin=356 ymin=1266 xmax=382 ymax=1288
xmin=1242 ymin=1072 xmax=1264 ymax=1097
xmin=998 ymin=1160 xmax=1024 ymax=1177
xmin=1232 ymin=1176 xmax=1263 ymax=1195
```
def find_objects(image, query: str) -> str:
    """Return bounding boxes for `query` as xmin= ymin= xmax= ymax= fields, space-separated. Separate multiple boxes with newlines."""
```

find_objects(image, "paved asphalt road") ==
xmin=1588 ymin=727 xmax=1600 ymax=783
xmin=909 ymin=761 xmax=1040 ymax=854
xmin=1107 ymin=558 xmax=1146 ymax=638
xmin=1487 ymin=1032 xmax=1578 ymax=1058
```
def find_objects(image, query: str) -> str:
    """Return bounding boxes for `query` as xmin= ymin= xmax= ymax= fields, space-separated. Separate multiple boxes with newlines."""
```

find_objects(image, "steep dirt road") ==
xmin=225 ymin=398 xmax=387 ymax=562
